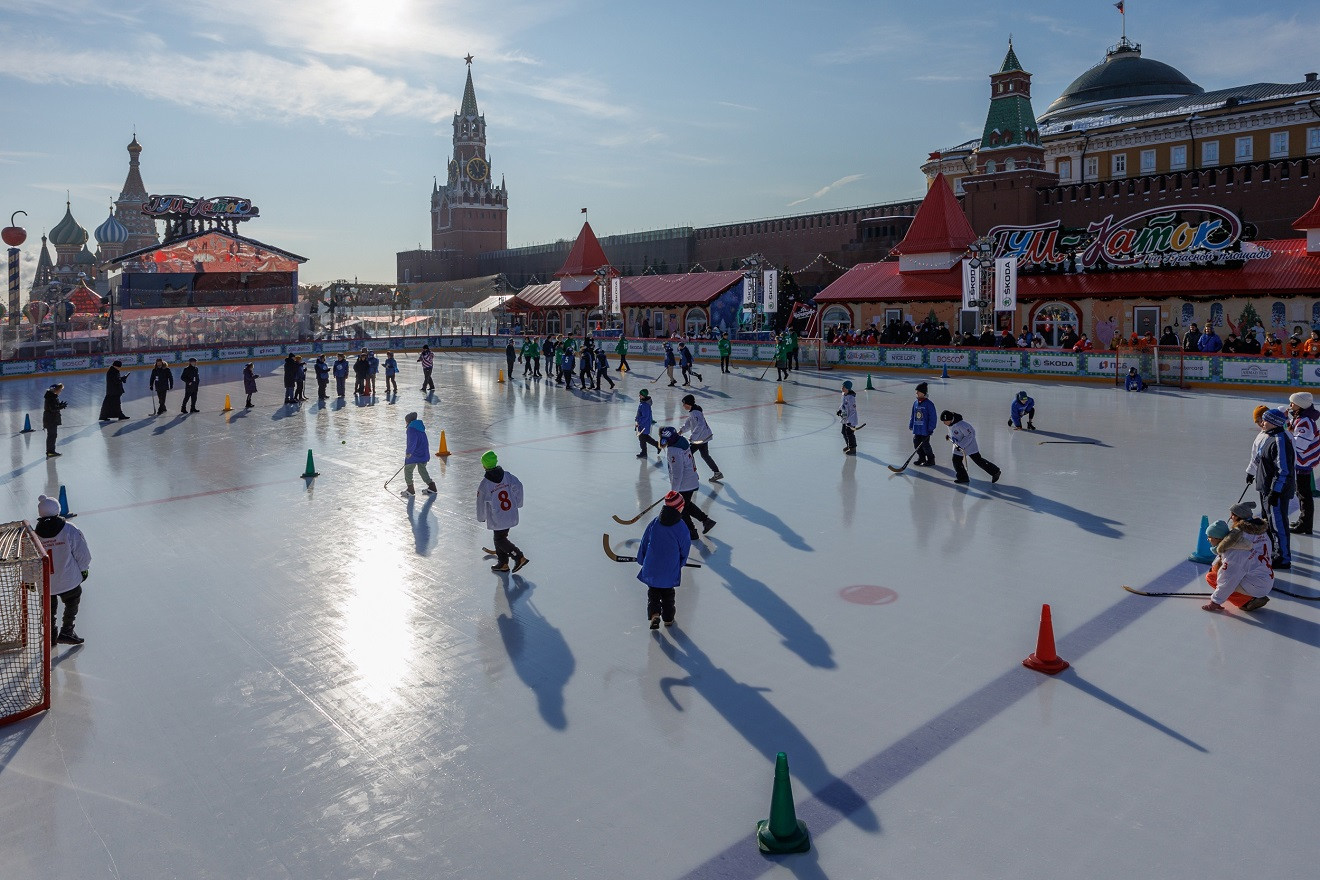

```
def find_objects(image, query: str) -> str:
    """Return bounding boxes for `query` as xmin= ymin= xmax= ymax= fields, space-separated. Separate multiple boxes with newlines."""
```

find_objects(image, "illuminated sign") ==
xmin=988 ymin=205 xmax=1270 ymax=269
xmin=143 ymin=194 xmax=260 ymax=222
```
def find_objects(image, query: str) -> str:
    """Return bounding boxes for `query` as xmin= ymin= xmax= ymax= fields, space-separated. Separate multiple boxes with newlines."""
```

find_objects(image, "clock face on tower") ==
xmin=466 ymin=157 xmax=489 ymax=182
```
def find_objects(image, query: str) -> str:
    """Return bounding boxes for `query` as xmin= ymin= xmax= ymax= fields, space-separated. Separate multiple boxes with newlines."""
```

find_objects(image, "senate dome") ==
xmin=1040 ymin=38 xmax=1203 ymax=121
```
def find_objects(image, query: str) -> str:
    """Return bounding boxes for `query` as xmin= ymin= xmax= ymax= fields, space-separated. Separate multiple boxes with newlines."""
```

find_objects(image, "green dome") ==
xmin=48 ymin=202 xmax=88 ymax=247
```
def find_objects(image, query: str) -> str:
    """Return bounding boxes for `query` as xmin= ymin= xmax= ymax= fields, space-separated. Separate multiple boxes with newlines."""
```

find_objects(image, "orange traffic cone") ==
xmin=498 ymin=368 xmax=505 ymax=384
xmin=775 ymin=384 xmax=785 ymax=404
xmin=1022 ymin=603 xmax=1069 ymax=675
xmin=222 ymin=393 xmax=232 ymax=412
xmin=434 ymin=430 xmax=450 ymax=457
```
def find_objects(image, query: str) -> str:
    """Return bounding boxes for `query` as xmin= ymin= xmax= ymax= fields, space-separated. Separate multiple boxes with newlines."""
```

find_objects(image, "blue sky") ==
xmin=1 ymin=0 xmax=1317 ymax=285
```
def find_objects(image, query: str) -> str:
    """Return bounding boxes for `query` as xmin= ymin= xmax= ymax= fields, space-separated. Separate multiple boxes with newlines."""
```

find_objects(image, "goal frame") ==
xmin=0 ymin=521 xmax=52 ymax=728
xmin=1112 ymin=345 xmax=1187 ymax=389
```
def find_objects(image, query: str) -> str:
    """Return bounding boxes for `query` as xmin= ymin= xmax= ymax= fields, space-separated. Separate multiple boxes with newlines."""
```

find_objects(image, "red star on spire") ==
xmin=464 ymin=53 xmax=474 ymax=66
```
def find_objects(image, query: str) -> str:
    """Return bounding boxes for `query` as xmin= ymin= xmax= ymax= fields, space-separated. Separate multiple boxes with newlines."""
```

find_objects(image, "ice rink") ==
xmin=1 ymin=350 xmax=1317 ymax=880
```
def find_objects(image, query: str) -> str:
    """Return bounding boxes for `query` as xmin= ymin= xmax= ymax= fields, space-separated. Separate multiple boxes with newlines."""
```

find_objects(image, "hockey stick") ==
xmin=602 ymin=534 xmax=701 ymax=567
xmin=887 ymin=448 xmax=919 ymax=474
xmin=612 ymin=497 xmax=664 ymax=525
xmin=1122 ymin=585 xmax=1211 ymax=597
xmin=759 ymin=362 xmax=772 ymax=380
xmin=1237 ymin=483 xmax=1250 ymax=504
xmin=383 ymin=465 xmax=404 ymax=489
xmin=1273 ymin=587 xmax=1320 ymax=602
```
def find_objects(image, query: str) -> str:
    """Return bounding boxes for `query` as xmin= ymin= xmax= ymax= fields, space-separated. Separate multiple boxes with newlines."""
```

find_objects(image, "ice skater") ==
xmin=477 ymin=450 xmax=529 ymax=573
xmin=401 ymin=412 xmax=438 ymax=496
xmin=718 ymin=332 xmax=731 ymax=373
xmin=909 ymin=382 xmax=937 ymax=467
xmin=679 ymin=394 xmax=722 ymax=479
xmin=1202 ymin=506 xmax=1273 ymax=613
xmin=180 ymin=358 xmax=200 ymax=413
xmin=35 ymin=493 xmax=92 ymax=646
xmin=1124 ymin=366 xmax=1147 ymax=392
xmin=294 ymin=356 xmax=307 ymax=401
xmin=366 ymin=350 xmax=380 ymax=395
xmin=595 ymin=346 xmax=615 ymax=390
xmin=282 ymin=353 xmax=298 ymax=403
xmin=1008 ymin=390 xmax=1036 ymax=430
xmin=1256 ymin=408 xmax=1294 ymax=568
xmin=774 ymin=335 xmax=789 ymax=381
xmin=243 ymin=362 xmax=258 ymax=408
xmin=663 ymin=342 xmax=678 ymax=386
xmin=384 ymin=351 xmax=399 ymax=395
xmin=1287 ymin=391 xmax=1317 ymax=535
xmin=333 ymin=354 xmax=349 ymax=397
xmin=940 ymin=410 xmax=1001 ymax=485
xmin=635 ymin=389 xmax=661 ymax=458
xmin=150 ymin=358 xmax=174 ymax=414
xmin=637 ymin=492 xmax=692 ymax=629
xmin=615 ymin=334 xmax=631 ymax=372
xmin=43 ymin=383 xmax=66 ymax=457
xmin=838 ymin=379 xmax=859 ymax=455
xmin=659 ymin=426 xmax=716 ymax=539
xmin=679 ymin=342 xmax=702 ymax=386
xmin=315 ymin=355 xmax=330 ymax=399
xmin=353 ymin=352 xmax=369 ymax=396
xmin=418 ymin=345 xmax=435 ymax=392
xmin=98 ymin=360 xmax=129 ymax=421
xmin=505 ymin=338 xmax=517 ymax=378
xmin=579 ymin=345 xmax=594 ymax=389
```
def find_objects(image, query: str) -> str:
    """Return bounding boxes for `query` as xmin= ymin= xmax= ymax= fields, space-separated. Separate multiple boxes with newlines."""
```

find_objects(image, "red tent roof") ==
xmin=621 ymin=271 xmax=742 ymax=306
xmin=1294 ymin=194 xmax=1320 ymax=231
xmin=892 ymin=173 xmax=977 ymax=256
xmin=816 ymin=239 xmax=1320 ymax=303
xmin=554 ymin=222 xmax=611 ymax=278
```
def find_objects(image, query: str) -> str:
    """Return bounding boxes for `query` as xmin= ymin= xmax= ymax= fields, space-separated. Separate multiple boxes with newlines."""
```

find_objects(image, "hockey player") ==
xmin=401 ymin=412 xmax=438 ymax=497
xmin=1124 ymin=366 xmax=1147 ymax=392
xmin=1008 ymin=390 xmax=1036 ymax=430
xmin=615 ymin=334 xmax=631 ymax=372
xmin=663 ymin=342 xmax=678 ymax=386
xmin=679 ymin=394 xmax=722 ymax=480
xmin=659 ymin=426 xmax=716 ymax=539
xmin=35 ymin=493 xmax=92 ymax=645
xmin=1202 ymin=506 xmax=1273 ymax=613
xmin=718 ymin=332 xmax=732 ymax=373
xmin=383 ymin=351 xmax=399 ymax=395
xmin=635 ymin=389 xmax=661 ymax=458
xmin=1287 ymin=391 xmax=1318 ymax=535
xmin=477 ymin=450 xmax=529 ymax=573
xmin=774 ymin=335 xmax=789 ymax=382
xmin=1256 ymin=408 xmax=1295 ymax=568
xmin=42 ymin=384 xmax=66 ymax=457
xmin=940 ymin=410 xmax=1001 ymax=485
xmin=315 ymin=355 xmax=331 ymax=400
xmin=180 ymin=358 xmax=200 ymax=413
xmin=909 ymin=383 xmax=937 ymax=467
xmin=678 ymin=342 xmax=702 ymax=386
xmin=560 ymin=346 xmax=576 ymax=389
xmin=366 ymin=350 xmax=380 ymax=395
xmin=579 ymin=345 xmax=594 ymax=389
xmin=636 ymin=491 xmax=692 ymax=629
xmin=332 ymin=354 xmax=349 ymax=397
xmin=838 ymin=379 xmax=859 ymax=455
xmin=595 ymin=347 xmax=616 ymax=390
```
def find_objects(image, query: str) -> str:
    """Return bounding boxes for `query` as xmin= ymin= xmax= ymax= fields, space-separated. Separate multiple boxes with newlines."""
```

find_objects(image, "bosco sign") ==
xmin=929 ymin=349 xmax=972 ymax=368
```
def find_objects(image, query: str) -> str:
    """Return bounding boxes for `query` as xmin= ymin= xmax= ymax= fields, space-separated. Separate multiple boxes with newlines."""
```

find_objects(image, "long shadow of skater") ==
xmin=699 ymin=545 xmax=835 ymax=669
xmin=1057 ymin=669 xmax=1206 ymax=751
xmin=712 ymin=483 xmax=812 ymax=551
xmin=1028 ymin=428 xmax=1112 ymax=447
xmin=987 ymin=484 xmax=1124 ymax=538
xmin=151 ymin=414 xmax=188 ymax=436
xmin=55 ymin=423 xmax=102 ymax=448
xmin=271 ymin=404 xmax=300 ymax=420
xmin=407 ymin=493 xmax=437 ymax=556
xmin=656 ymin=632 xmax=877 ymax=832
xmin=496 ymin=574 xmax=575 ymax=730
xmin=1213 ymin=604 xmax=1320 ymax=650
xmin=112 ymin=419 xmax=154 ymax=437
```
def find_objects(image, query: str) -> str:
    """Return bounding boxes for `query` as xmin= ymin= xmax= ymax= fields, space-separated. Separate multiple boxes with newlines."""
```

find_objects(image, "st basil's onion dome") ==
xmin=48 ymin=201 xmax=88 ymax=248
xmin=94 ymin=209 xmax=129 ymax=245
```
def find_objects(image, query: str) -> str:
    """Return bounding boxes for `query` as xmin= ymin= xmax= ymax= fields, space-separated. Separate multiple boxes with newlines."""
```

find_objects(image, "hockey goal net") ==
xmin=0 ymin=521 xmax=51 ymax=727
xmin=1112 ymin=345 xmax=1187 ymax=389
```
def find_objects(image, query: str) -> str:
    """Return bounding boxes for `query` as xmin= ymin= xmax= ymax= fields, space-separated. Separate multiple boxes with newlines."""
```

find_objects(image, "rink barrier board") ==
xmin=0 ymin=338 xmax=1309 ymax=391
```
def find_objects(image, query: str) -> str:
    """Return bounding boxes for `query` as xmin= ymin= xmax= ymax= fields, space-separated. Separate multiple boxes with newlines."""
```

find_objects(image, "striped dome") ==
xmin=48 ymin=202 xmax=88 ymax=247
xmin=94 ymin=210 xmax=129 ymax=245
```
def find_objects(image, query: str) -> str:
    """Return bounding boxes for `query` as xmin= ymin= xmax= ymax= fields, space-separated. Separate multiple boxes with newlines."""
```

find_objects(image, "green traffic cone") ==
xmin=756 ymin=751 xmax=810 ymax=854
xmin=301 ymin=449 xmax=320 ymax=478
xmin=865 ymin=374 xmax=874 ymax=390
xmin=1188 ymin=514 xmax=1213 ymax=564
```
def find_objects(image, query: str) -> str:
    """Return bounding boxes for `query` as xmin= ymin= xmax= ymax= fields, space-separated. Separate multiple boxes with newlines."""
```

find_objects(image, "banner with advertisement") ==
xmin=219 ymin=347 xmax=250 ymax=359
xmin=1220 ymin=359 xmax=1289 ymax=384
xmin=729 ymin=343 xmax=755 ymax=360
xmin=762 ymin=269 xmax=778 ymax=315
xmin=883 ymin=348 xmax=923 ymax=367
xmin=2 ymin=361 xmax=36 ymax=375
xmin=320 ymin=341 xmax=349 ymax=353
xmin=142 ymin=351 xmax=180 ymax=363
xmin=843 ymin=348 xmax=880 ymax=365
xmin=742 ymin=278 xmax=755 ymax=308
xmin=182 ymin=349 xmax=214 ymax=361
xmin=1174 ymin=355 xmax=1211 ymax=380
xmin=961 ymin=260 xmax=981 ymax=311
xmin=253 ymin=345 xmax=282 ymax=357
xmin=54 ymin=357 xmax=91 ymax=371
xmin=994 ymin=257 xmax=1017 ymax=312
xmin=975 ymin=351 xmax=1023 ymax=372
xmin=286 ymin=343 xmax=313 ymax=354
xmin=1298 ymin=361 xmax=1320 ymax=387
xmin=610 ymin=278 xmax=621 ymax=315
xmin=695 ymin=343 xmax=718 ymax=358
xmin=1027 ymin=353 xmax=1079 ymax=374
xmin=929 ymin=349 xmax=973 ymax=369
xmin=1085 ymin=354 xmax=1141 ymax=376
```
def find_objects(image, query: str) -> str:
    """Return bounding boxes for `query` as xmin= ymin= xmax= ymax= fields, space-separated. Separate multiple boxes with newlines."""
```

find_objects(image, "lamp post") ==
xmin=966 ymin=238 xmax=995 ymax=336
xmin=741 ymin=253 xmax=765 ymax=334
xmin=594 ymin=266 xmax=610 ymax=333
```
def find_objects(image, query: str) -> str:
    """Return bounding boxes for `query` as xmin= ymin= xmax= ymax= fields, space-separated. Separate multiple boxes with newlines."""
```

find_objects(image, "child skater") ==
xmin=1203 ymin=504 xmax=1273 ymax=612
xmin=838 ymin=379 xmax=859 ymax=454
xmin=1125 ymin=366 xmax=1147 ymax=392
xmin=659 ymin=426 xmax=716 ymax=538
xmin=477 ymin=450 xmax=529 ymax=573
xmin=635 ymin=389 xmax=661 ymax=458
xmin=679 ymin=394 xmax=722 ymax=480
xmin=1008 ymin=390 xmax=1036 ymax=430
xmin=940 ymin=410 xmax=1001 ymax=485
xmin=35 ymin=493 xmax=92 ymax=646
xmin=636 ymin=491 xmax=693 ymax=629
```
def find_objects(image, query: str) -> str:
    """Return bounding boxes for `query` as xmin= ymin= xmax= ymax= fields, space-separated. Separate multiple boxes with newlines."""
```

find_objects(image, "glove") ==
xmin=836 ymin=410 xmax=844 ymax=417
xmin=1267 ymin=491 xmax=1280 ymax=506
xmin=1245 ymin=474 xmax=1254 ymax=485
xmin=80 ymin=570 xmax=88 ymax=581
xmin=1007 ymin=419 xmax=1014 ymax=426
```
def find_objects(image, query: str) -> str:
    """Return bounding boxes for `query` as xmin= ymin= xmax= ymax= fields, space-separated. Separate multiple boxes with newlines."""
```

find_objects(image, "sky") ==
xmin=0 ymin=0 xmax=1317 ymax=286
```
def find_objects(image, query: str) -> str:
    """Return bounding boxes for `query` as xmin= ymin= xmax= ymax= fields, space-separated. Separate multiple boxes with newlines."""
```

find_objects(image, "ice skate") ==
xmin=57 ymin=626 xmax=84 ymax=645
xmin=709 ymin=471 xmax=723 ymax=481
xmin=649 ymin=615 xmax=661 ymax=630
xmin=425 ymin=483 xmax=438 ymax=494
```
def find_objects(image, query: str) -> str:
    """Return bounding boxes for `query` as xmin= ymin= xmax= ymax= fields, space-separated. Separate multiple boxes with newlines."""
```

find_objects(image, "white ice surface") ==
xmin=0 ymin=353 xmax=1317 ymax=880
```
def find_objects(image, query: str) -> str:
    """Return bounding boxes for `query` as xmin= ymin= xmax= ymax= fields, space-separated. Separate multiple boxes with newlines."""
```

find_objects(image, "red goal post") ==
xmin=1112 ymin=345 xmax=1187 ymax=389
xmin=0 ymin=521 xmax=52 ymax=727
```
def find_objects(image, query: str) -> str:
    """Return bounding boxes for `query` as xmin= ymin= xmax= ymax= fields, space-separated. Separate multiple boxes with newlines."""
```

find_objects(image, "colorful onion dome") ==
xmin=94 ymin=209 xmax=129 ymax=245
xmin=48 ymin=202 xmax=88 ymax=247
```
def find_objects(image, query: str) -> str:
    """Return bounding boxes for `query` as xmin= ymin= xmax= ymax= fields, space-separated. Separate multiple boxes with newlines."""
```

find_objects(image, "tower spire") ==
xmin=460 ymin=56 xmax=479 ymax=117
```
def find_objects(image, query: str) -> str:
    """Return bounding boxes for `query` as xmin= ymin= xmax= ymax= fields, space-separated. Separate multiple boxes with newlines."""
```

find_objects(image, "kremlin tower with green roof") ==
xmin=976 ymin=40 xmax=1044 ymax=174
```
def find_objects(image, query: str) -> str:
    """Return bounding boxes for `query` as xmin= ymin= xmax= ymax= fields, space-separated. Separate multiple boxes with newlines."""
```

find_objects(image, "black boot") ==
xmin=57 ymin=625 xmax=84 ymax=645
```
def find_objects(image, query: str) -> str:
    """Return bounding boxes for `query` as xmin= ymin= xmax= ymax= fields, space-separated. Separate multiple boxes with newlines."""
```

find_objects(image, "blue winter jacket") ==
xmin=1125 ymin=373 xmax=1146 ymax=391
xmin=315 ymin=360 xmax=330 ymax=380
xmin=636 ymin=398 xmax=654 ymax=433
xmin=1198 ymin=332 xmax=1223 ymax=353
xmin=663 ymin=346 xmax=676 ymax=366
xmin=636 ymin=508 xmax=691 ymax=590
xmin=1010 ymin=396 xmax=1034 ymax=426
xmin=910 ymin=398 xmax=937 ymax=436
xmin=405 ymin=419 xmax=430 ymax=464
xmin=580 ymin=350 xmax=592 ymax=371
xmin=333 ymin=360 xmax=349 ymax=380
xmin=679 ymin=347 xmax=693 ymax=367
xmin=385 ymin=356 xmax=398 ymax=377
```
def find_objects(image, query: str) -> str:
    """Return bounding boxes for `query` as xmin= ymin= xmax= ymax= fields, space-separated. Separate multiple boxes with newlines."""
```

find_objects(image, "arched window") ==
xmin=985 ymin=160 xmax=998 ymax=173
xmin=546 ymin=310 xmax=561 ymax=334
xmin=684 ymin=307 xmax=708 ymax=337
xmin=1271 ymin=301 xmax=1286 ymax=330
xmin=1312 ymin=302 xmax=1320 ymax=328
xmin=1210 ymin=303 xmax=1224 ymax=328
xmin=1030 ymin=302 xmax=1079 ymax=347
xmin=822 ymin=305 xmax=852 ymax=329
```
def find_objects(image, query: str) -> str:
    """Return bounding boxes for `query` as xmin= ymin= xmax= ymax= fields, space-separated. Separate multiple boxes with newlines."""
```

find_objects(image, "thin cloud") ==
xmin=787 ymin=174 xmax=864 ymax=207
xmin=715 ymin=100 xmax=758 ymax=112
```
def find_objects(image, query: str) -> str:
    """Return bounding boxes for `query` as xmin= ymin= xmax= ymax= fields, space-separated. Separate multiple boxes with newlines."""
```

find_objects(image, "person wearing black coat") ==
xmin=149 ymin=358 xmax=173 ymax=415
xmin=314 ymin=355 xmax=330 ymax=399
xmin=293 ymin=356 xmax=307 ymax=401
xmin=353 ymin=353 xmax=369 ymax=396
xmin=98 ymin=361 xmax=129 ymax=420
xmin=180 ymin=358 xmax=200 ymax=413
xmin=282 ymin=354 xmax=298 ymax=403
xmin=242 ymin=362 xmax=258 ymax=408
xmin=43 ymin=383 xmax=66 ymax=457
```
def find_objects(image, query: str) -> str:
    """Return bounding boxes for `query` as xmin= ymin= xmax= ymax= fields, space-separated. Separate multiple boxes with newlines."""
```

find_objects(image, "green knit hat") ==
xmin=481 ymin=450 xmax=499 ymax=469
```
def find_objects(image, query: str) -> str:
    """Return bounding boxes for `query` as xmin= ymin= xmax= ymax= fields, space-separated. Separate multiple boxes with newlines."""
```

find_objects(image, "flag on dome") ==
xmin=1114 ymin=1 xmax=1124 ymax=13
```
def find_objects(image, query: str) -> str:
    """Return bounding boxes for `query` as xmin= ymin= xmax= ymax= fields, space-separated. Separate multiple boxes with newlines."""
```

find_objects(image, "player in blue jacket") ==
xmin=1009 ymin=390 xmax=1036 ymax=430
xmin=663 ymin=342 xmax=678 ymax=386
xmin=909 ymin=382 xmax=938 ymax=466
xmin=635 ymin=389 xmax=660 ymax=458
xmin=383 ymin=351 xmax=399 ymax=395
xmin=1124 ymin=367 xmax=1147 ymax=392
xmin=678 ymin=342 xmax=703 ymax=386
xmin=560 ymin=349 xmax=576 ymax=389
xmin=636 ymin=491 xmax=693 ymax=629
xmin=332 ymin=354 xmax=349 ymax=397
xmin=579 ymin=347 xmax=594 ymax=389
xmin=401 ymin=412 xmax=438 ymax=496
xmin=595 ymin=347 xmax=615 ymax=390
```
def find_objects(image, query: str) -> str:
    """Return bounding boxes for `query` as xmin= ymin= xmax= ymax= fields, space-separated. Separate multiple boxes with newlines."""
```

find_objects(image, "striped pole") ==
xmin=7 ymin=248 xmax=18 ymax=327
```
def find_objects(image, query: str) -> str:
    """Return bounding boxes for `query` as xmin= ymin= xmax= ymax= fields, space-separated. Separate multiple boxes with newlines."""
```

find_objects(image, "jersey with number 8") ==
xmin=477 ymin=470 xmax=525 ymax=530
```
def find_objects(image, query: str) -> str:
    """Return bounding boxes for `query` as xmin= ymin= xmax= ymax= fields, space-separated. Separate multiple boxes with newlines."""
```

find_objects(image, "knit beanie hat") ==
xmin=1206 ymin=519 xmax=1230 ymax=540
xmin=663 ymin=491 xmax=685 ymax=511
xmin=405 ymin=412 xmax=418 ymax=424
xmin=1229 ymin=501 xmax=1256 ymax=520
xmin=915 ymin=382 xmax=928 ymax=395
xmin=639 ymin=389 xmax=649 ymax=399
xmin=37 ymin=495 xmax=60 ymax=518
xmin=1261 ymin=408 xmax=1288 ymax=428
xmin=481 ymin=450 xmax=498 ymax=469
xmin=1252 ymin=405 xmax=1268 ymax=423
xmin=1290 ymin=391 xmax=1313 ymax=409
xmin=842 ymin=380 xmax=853 ymax=390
